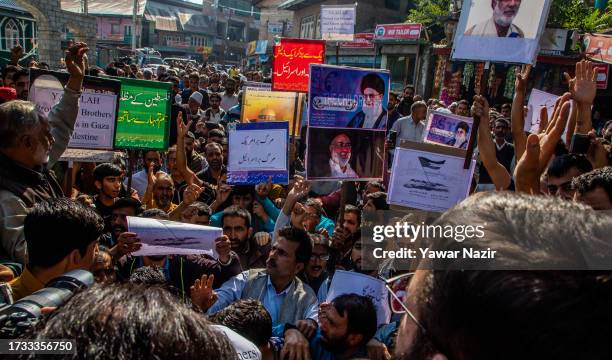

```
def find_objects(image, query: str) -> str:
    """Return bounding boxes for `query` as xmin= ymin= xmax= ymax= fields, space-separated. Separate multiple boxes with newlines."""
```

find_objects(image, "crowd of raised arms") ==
xmin=0 ymin=42 xmax=610 ymax=360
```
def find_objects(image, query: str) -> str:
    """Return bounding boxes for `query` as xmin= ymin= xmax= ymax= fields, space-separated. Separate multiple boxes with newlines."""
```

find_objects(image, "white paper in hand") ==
xmin=326 ymin=270 xmax=391 ymax=326
xmin=127 ymin=216 xmax=222 ymax=257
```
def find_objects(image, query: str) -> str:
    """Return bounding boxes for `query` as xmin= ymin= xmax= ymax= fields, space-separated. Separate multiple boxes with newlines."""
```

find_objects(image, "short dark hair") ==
xmin=112 ymin=197 xmax=142 ymax=215
xmin=389 ymin=92 xmax=399 ymax=101
xmin=367 ymin=181 xmax=386 ymax=192
xmin=494 ymin=118 xmax=510 ymax=128
xmin=209 ymin=93 xmax=222 ymax=101
xmin=12 ymin=68 xmax=28 ymax=83
xmin=277 ymin=226 xmax=312 ymax=265
xmin=25 ymin=198 xmax=104 ymax=268
xmin=457 ymin=99 xmax=469 ymax=107
xmin=221 ymin=205 xmax=251 ymax=228
xmin=142 ymin=150 xmax=160 ymax=162
xmin=365 ymin=191 xmax=389 ymax=210
xmin=0 ymin=100 xmax=46 ymax=149
xmin=411 ymin=101 xmax=427 ymax=114
xmin=129 ymin=266 xmax=167 ymax=285
xmin=304 ymin=198 xmax=323 ymax=218
xmin=547 ymin=154 xmax=593 ymax=179
xmin=208 ymin=299 xmax=272 ymax=347
xmin=345 ymin=204 xmax=361 ymax=224
xmin=501 ymin=103 xmax=512 ymax=110
xmin=141 ymin=208 xmax=170 ymax=219
xmin=93 ymin=163 xmax=122 ymax=182
xmin=360 ymin=73 xmax=386 ymax=95
xmin=332 ymin=294 xmax=377 ymax=346
xmin=25 ymin=283 xmax=236 ymax=359
xmin=572 ymin=167 xmax=612 ymax=202
xmin=187 ymin=201 xmax=212 ymax=217
xmin=209 ymin=129 xmax=226 ymax=138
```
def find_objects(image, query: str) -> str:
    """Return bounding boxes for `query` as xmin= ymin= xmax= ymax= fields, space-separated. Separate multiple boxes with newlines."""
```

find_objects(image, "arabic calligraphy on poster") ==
xmin=272 ymin=38 xmax=325 ymax=92
xmin=227 ymin=122 xmax=289 ymax=185
xmin=114 ymin=78 xmax=172 ymax=150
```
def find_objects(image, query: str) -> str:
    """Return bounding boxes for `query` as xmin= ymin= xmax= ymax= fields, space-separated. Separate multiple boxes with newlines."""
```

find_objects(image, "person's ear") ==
xmin=21 ymin=134 xmax=35 ymax=151
xmin=68 ymin=248 xmax=82 ymax=269
xmin=248 ymin=227 xmax=253 ymax=239
xmin=295 ymin=262 xmax=304 ymax=274
xmin=94 ymin=180 xmax=102 ymax=191
xmin=431 ymin=354 xmax=448 ymax=360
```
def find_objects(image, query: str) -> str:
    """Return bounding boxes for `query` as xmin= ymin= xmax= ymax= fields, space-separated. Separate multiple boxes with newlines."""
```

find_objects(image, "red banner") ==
xmin=594 ymin=63 xmax=609 ymax=90
xmin=272 ymin=38 xmax=325 ymax=93
xmin=584 ymin=34 xmax=612 ymax=64
xmin=340 ymin=33 xmax=374 ymax=49
xmin=374 ymin=23 xmax=421 ymax=41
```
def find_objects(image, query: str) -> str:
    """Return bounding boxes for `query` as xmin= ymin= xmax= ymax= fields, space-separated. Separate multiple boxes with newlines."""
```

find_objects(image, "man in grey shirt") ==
xmin=389 ymin=101 xmax=428 ymax=144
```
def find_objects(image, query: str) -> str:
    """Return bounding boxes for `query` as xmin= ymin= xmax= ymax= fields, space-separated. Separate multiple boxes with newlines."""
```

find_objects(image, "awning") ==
xmin=61 ymin=0 xmax=146 ymax=16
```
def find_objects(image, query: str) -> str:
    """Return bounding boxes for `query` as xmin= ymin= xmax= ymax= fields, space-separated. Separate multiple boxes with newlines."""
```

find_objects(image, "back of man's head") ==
xmin=408 ymin=192 xmax=612 ymax=360
xmin=209 ymin=299 xmax=272 ymax=348
xmin=112 ymin=197 xmax=142 ymax=215
xmin=333 ymin=294 xmax=377 ymax=347
xmin=25 ymin=198 xmax=104 ymax=269
xmin=26 ymin=283 xmax=236 ymax=359
xmin=547 ymin=153 xmax=593 ymax=179
xmin=572 ymin=166 xmax=612 ymax=201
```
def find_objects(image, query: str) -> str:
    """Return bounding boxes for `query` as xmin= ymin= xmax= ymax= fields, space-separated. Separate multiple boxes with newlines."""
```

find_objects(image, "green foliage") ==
xmin=407 ymin=0 xmax=612 ymax=33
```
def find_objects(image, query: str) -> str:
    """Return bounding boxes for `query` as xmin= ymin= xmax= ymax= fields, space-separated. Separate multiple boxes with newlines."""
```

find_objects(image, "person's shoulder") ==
xmin=512 ymin=24 xmax=525 ymax=37
xmin=210 ymin=324 xmax=262 ymax=360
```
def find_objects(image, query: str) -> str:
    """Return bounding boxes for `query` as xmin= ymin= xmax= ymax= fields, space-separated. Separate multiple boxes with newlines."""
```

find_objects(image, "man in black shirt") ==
xmin=93 ymin=163 xmax=123 ymax=232
xmin=478 ymin=118 xmax=514 ymax=191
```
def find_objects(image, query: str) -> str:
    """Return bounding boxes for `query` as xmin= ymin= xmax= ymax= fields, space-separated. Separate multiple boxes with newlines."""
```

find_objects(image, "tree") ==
xmin=406 ymin=0 xmax=452 ymax=30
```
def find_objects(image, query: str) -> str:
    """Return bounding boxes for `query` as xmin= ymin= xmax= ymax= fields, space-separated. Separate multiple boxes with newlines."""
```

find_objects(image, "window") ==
xmin=111 ymin=24 xmax=120 ymax=34
xmin=124 ymin=25 xmax=132 ymax=36
xmin=315 ymin=15 xmax=321 ymax=39
xmin=4 ymin=20 xmax=19 ymax=49
xmin=300 ymin=15 xmax=314 ymax=39
xmin=385 ymin=0 xmax=401 ymax=10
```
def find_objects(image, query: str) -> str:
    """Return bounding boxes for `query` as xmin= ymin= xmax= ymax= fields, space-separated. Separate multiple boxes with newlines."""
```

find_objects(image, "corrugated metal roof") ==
xmin=61 ymin=0 xmax=147 ymax=16
xmin=146 ymin=0 xmax=215 ymax=35
xmin=0 ymin=0 xmax=30 ymax=13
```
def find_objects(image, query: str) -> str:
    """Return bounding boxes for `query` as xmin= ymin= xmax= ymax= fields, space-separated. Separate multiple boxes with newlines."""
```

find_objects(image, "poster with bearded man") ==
xmin=452 ymin=0 xmax=552 ymax=64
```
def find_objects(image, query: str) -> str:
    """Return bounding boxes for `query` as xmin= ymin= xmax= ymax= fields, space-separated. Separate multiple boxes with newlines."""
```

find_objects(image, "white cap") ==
xmin=190 ymin=91 xmax=203 ymax=105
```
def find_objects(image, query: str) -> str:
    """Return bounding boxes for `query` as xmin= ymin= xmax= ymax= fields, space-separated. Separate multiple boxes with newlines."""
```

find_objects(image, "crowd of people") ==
xmin=0 ymin=41 xmax=610 ymax=360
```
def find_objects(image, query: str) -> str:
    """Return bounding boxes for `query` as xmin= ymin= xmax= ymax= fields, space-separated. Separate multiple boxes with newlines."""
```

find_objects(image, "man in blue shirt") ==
xmin=201 ymin=227 xmax=319 ymax=333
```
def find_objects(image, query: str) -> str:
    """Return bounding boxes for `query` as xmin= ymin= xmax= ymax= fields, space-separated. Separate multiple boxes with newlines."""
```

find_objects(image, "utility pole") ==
xmin=132 ymin=0 xmax=138 ymax=51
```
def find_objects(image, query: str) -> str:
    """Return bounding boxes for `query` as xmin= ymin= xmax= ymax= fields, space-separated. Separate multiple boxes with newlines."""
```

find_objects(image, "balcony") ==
xmin=165 ymin=39 xmax=190 ymax=48
xmin=97 ymin=33 xmax=128 ymax=42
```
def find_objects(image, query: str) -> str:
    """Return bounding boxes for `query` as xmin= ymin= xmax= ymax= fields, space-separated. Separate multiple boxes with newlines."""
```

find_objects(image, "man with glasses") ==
xmin=326 ymin=133 xmax=358 ymax=178
xmin=391 ymin=192 xmax=612 ymax=360
xmin=546 ymin=153 xmax=593 ymax=200
xmin=299 ymin=234 xmax=332 ymax=303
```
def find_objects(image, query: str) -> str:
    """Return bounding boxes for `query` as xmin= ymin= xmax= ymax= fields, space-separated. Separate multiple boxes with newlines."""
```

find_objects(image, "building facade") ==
xmin=0 ymin=0 xmax=36 ymax=67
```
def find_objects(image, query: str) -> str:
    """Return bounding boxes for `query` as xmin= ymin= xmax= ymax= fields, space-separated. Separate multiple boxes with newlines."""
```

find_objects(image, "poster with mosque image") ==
xmin=240 ymin=89 xmax=304 ymax=136
xmin=452 ymin=0 xmax=553 ymax=64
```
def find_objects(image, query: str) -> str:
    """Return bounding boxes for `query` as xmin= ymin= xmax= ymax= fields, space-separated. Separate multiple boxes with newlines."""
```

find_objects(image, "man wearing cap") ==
xmin=183 ymin=91 xmax=206 ymax=126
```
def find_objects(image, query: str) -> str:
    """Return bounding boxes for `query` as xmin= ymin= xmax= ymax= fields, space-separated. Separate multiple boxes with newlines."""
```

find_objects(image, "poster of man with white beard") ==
xmin=452 ymin=0 xmax=552 ymax=64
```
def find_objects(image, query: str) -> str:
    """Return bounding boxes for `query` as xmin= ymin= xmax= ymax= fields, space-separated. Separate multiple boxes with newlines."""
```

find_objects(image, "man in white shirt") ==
xmin=389 ymin=101 xmax=428 ymax=144
xmin=465 ymin=0 xmax=525 ymax=38
xmin=221 ymin=78 xmax=239 ymax=110
xmin=204 ymin=93 xmax=226 ymax=124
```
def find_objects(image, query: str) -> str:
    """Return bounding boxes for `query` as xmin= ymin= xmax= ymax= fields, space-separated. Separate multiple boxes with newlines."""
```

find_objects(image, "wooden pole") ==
xmin=464 ymin=61 xmax=490 ymax=169
xmin=127 ymin=150 xmax=135 ymax=192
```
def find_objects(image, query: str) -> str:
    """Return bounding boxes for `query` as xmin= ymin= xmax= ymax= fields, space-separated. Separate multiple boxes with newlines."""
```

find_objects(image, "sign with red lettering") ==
xmin=374 ymin=24 xmax=422 ymax=41
xmin=272 ymin=38 xmax=325 ymax=93
xmin=594 ymin=63 xmax=609 ymax=90
xmin=584 ymin=34 xmax=612 ymax=65
xmin=340 ymin=33 xmax=374 ymax=49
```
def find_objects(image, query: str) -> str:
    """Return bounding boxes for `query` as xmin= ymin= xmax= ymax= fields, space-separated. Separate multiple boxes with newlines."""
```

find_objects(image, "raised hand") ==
xmin=182 ymin=184 xmax=203 ymax=206
xmin=176 ymin=112 xmax=193 ymax=139
xmin=255 ymin=176 xmax=273 ymax=198
xmin=65 ymin=42 xmax=89 ymax=80
xmin=254 ymin=231 xmax=271 ymax=247
xmin=190 ymin=274 xmax=217 ymax=311
xmin=514 ymin=64 xmax=531 ymax=93
xmin=564 ymin=60 xmax=597 ymax=106
xmin=114 ymin=232 xmax=142 ymax=257
xmin=10 ymin=44 xmax=23 ymax=65
xmin=214 ymin=236 xmax=231 ymax=264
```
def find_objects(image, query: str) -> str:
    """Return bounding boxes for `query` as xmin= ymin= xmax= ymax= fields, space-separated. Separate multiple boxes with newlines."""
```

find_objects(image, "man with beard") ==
xmin=324 ymin=133 xmax=358 ymax=178
xmin=204 ymin=226 xmax=319 ymax=332
xmin=465 ymin=0 xmax=524 ymax=38
xmin=219 ymin=205 xmax=270 ymax=269
xmin=477 ymin=118 xmax=514 ymax=191
xmin=347 ymin=73 xmax=387 ymax=129
xmin=299 ymin=234 xmax=331 ymax=303
xmin=204 ymin=93 xmax=226 ymax=124
xmin=393 ymin=192 xmax=612 ymax=360
xmin=13 ymin=68 xmax=29 ymax=101
xmin=92 ymin=163 xmax=123 ymax=232
xmin=281 ymin=294 xmax=377 ymax=360
xmin=105 ymin=197 xmax=142 ymax=253
xmin=455 ymin=99 xmax=470 ymax=117
xmin=124 ymin=150 xmax=161 ymax=199
xmin=446 ymin=121 xmax=470 ymax=149
xmin=221 ymin=78 xmax=239 ymax=110
xmin=197 ymin=142 xmax=226 ymax=185
xmin=184 ymin=131 xmax=207 ymax=173
xmin=387 ymin=92 xmax=403 ymax=130
xmin=144 ymin=172 xmax=178 ymax=213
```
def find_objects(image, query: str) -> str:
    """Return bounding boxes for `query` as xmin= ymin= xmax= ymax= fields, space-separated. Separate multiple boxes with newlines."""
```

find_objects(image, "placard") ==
xmin=308 ymin=64 xmax=390 ymax=129
xmin=452 ymin=0 xmax=553 ymax=64
xmin=227 ymin=122 xmax=289 ymax=185
xmin=374 ymin=24 xmax=421 ymax=41
xmin=524 ymin=88 xmax=558 ymax=134
xmin=594 ymin=63 xmax=609 ymax=90
xmin=244 ymin=81 xmax=272 ymax=92
xmin=128 ymin=216 xmax=222 ymax=257
xmin=326 ymin=270 xmax=391 ymax=327
xmin=29 ymin=69 xmax=120 ymax=150
xmin=59 ymin=149 xmax=119 ymax=163
xmin=114 ymin=78 xmax=172 ymax=150
xmin=241 ymin=89 xmax=304 ymax=136
xmin=584 ymin=34 xmax=612 ymax=64
xmin=320 ymin=4 xmax=356 ymax=41
xmin=388 ymin=141 xmax=476 ymax=212
xmin=340 ymin=33 xmax=375 ymax=48
xmin=272 ymin=38 xmax=325 ymax=93
xmin=424 ymin=111 xmax=474 ymax=150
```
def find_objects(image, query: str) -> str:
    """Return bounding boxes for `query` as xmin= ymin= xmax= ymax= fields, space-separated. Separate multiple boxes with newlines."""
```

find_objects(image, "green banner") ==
xmin=114 ymin=78 xmax=171 ymax=150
